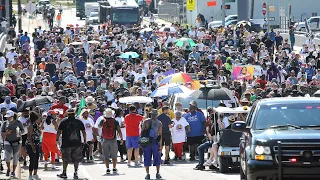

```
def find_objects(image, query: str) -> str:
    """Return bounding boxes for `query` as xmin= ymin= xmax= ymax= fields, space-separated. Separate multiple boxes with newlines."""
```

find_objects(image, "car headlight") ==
xmin=255 ymin=146 xmax=271 ymax=155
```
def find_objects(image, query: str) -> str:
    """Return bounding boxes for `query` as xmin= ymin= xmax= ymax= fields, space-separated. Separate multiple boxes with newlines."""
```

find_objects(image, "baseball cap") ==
xmin=4 ymin=110 xmax=14 ymax=118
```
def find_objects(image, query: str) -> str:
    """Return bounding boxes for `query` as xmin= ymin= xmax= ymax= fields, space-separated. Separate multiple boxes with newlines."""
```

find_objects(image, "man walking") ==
xmin=56 ymin=109 xmax=86 ymax=179
xmin=157 ymin=106 xmax=172 ymax=164
xmin=99 ymin=108 xmax=123 ymax=174
xmin=124 ymin=105 xmax=143 ymax=166
xmin=141 ymin=110 xmax=163 ymax=179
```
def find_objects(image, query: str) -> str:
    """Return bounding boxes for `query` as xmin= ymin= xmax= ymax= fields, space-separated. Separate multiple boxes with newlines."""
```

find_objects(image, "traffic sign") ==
xmin=262 ymin=2 xmax=267 ymax=16
xmin=187 ymin=0 xmax=196 ymax=11
xmin=25 ymin=2 xmax=36 ymax=14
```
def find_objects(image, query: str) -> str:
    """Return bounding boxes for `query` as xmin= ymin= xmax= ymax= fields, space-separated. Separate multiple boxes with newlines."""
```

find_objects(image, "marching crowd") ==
xmin=0 ymin=11 xmax=319 ymax=180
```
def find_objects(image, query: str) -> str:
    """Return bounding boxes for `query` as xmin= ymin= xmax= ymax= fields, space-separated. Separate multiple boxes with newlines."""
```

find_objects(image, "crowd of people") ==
xmin=0 ymin=10 xmax=320 ymax=180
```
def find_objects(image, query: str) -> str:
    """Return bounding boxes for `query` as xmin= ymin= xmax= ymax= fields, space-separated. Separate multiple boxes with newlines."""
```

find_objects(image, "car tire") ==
xmin=218 ymin=157 xmax=230 ymax=173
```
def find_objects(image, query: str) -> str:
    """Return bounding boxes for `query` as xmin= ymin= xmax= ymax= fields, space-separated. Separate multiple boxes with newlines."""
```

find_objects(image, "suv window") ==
xmin=309 ymin=18 xmax=319 ymax=23
xmin=253 ymin=103 xmax=320 ymax=130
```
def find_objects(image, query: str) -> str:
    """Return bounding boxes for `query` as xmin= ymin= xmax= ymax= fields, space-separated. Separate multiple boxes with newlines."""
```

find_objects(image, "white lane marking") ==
xmin=79 ymin=164 xmax=92 ymax=180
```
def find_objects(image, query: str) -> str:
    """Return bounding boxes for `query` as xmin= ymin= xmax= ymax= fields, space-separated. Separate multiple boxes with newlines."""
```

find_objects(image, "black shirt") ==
xmin=157 ymin=113 xmax=171 ymax=135
xmin=58 ymin=117 xmax=85 ymax=148
xmin=36 ymin=40 xmax=46 ymax=51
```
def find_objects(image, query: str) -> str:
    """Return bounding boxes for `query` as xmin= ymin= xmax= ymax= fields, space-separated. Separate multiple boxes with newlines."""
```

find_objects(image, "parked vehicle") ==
xmin=85 ymin=12 xmax=99 ymax=25
xmin=36 ymin=0 xmax=51 ymax=14
xmin=295 ymin=16 xmax=320 ymax=32
xmin=232 ymin=97 xmax=320 ymax=180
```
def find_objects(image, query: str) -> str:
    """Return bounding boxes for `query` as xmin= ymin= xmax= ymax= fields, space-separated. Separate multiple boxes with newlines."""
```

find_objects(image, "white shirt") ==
xmin=0 ymin=102 xmax=17 ymax=111
xmin=94 ymin=116 xmax=104 ymax=136
xmin=80 ymin=118 xmax=95 ymax=142
xmin=0 ymin=57 xmax=6 ymax=71
xmin=6 ymin=52 xmax=18 ymax=62
xmin=134 ymin=72 xmax=147 ymax=81
xmin=18 ymin=116 xmax=29 ymax=135
xmin=115 ymin=117 xmax=126 ymax=140
xmin=43 ymin=121 xmax=57 ymax=134
xmin=105 ymin=91 xmax=114 ymax=102
xmin=170 ymin=117 xmax=189 ymax=144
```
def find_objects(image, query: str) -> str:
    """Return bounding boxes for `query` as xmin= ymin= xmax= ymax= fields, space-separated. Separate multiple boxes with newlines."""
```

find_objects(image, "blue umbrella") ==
xmin=120 ymin=52 xmax=140 ymax=59
xmin=150 ymin=84 xmax=192 ymax=97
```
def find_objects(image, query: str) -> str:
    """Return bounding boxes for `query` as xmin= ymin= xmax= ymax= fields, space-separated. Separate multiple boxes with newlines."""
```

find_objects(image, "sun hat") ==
xmin=104 ymin=108 xmax=114 ymax=118
xmin=85 ymin=96 xmax=95 ymax=103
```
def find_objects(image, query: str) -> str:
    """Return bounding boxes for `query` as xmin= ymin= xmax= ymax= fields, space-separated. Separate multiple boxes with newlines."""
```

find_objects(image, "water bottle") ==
xmin=16 ymin=127 xmax=21 ymax=138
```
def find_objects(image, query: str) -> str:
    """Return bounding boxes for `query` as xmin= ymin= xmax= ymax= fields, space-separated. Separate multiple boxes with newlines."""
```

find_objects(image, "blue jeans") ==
xmin=197 ymin=141 xmax=212 ymax=166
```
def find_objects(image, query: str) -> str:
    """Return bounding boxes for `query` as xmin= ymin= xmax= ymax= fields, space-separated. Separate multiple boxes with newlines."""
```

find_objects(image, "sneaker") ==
xmin=73 ymin=172 xmax=78 ymax=179
xmin=6 ymin=170 xmax=9 ymax=176
xmin=57 ymin=173 xmax=67 ymax=179
xmin=113 ymin=168 xmax=118 ymax=173
xmin=28 ymin=175 xmax=33 ymax=180
xmin=90 ymin=156 xmax=94 ymax=161
xmin=44 ymin=162 xmax=48 ymax=170
xmin=106 ymin=169 xmax=111 ymax=174
xmin=203 ymin=160 xmax=213 ymax=166
xmin=212 ymin=160 xmax=218 ymax=167
xmin=145 ymin=174 xmax=150 ymax=179
xmin=156 ymin=173 xmax=162 ymax=179
xmin=134 ymin=162 xmax=141 ymax=166
xmin=51 ymin=164 xmax=56 ymax=170
xmin=33 ymin=174 xmax=40 ymax=180
xmin=127 ymin=162 xmax=131 ymax=167
xmin=193 ymin=164 xmax=205 ymax=170
xmin=163 ymin=160 xmax=170 ymax=164
xmin=11 ymin=172 xmax=17 ymax=178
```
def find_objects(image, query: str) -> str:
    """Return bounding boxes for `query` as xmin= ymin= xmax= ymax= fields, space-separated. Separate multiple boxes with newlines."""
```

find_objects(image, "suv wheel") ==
xmin=218 ymin=157 xmax=230 ymax=173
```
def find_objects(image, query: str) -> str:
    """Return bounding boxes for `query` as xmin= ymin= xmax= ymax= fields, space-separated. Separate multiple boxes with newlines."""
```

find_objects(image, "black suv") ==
xmin=232 ymin=97 xmax=320 ymax=180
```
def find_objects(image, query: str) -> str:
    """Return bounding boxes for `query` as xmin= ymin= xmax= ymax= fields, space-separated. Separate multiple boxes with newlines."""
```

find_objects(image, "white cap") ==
xmin=41 ymin=58 xmax=46 ymax=62
xmin=192 ymin=61 xmax=197 ymax=65
xmin=4 ymin=110 xmax=14 ymax=118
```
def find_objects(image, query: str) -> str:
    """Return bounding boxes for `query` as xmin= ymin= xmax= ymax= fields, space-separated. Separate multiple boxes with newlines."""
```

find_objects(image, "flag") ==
xmin=77 ymin=97 xmax=86 ymax=116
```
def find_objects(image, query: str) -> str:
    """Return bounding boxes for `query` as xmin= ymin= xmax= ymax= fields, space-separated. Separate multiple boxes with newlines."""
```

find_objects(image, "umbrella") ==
xmin=175 ymin=38 xmax=196 ymax=47
xmin=88 ymin=40 xmax=100 ymax=44
xmin=0 ymin=84 xmax=11 ymax=95
xmin=119 ymin=96 xmax=153 ymax=104
xmin=18 ymin=96 xmax=54 ymax=111
xmin=150 ymin=84 xmax=192 ymax=97
xmin=139 ymin=27 xmax=153 ymax=34
xmin=70 ymin=42 xmax=82 ymax=46
xmin=159 ymin=27 xmax=176 ymax=33
xmin=120 ymin=52 xmax=140 ymax=59
xmin=191 ymin=85 xmax=232 ymax=100
xmin=159 ymin=72 xmax=193 ymax=86
xmin=236 ymin=21 xmax=251 ymax=28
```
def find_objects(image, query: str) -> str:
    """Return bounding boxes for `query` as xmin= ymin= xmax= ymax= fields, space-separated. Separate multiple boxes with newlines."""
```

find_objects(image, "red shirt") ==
xmin=6 ymin=84 xmax=15 ymax=97
xmin=124 ymin=113 xmax=143 ymax=137
xmin=50 ymin=104 xmax=69 ymax=119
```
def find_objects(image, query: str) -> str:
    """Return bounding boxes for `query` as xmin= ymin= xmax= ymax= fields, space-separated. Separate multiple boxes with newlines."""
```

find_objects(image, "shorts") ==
xmin=126 ymin=136 xmax=140 ymax=149
xmin=187 ymin=136 xmax=204 ymax=146
xmin=22 ymin=134 xmax=28 ymax=147
xmin=161 ymin=134 xmax=171 ymax=146
xmin=102 ymin=139 xmax=118 ymax=160
xmin=143 ymin=141 xmax=161 ymax=167
xmin=61 ymin=146 xmax=84 ymax=163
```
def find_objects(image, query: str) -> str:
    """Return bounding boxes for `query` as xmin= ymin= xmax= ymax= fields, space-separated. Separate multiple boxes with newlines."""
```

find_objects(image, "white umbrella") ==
xmin=139 ymin=27 xmax=153 ymax=34
xmin=159 ymin=26 xmax=176 ymax=33
xmin=70 ymin=42 xmax=82 ymax=46
xmin=119 ymin=96 xmax=153 ymax=104
xmin=88 ymin=40 xmax=100 ymax=44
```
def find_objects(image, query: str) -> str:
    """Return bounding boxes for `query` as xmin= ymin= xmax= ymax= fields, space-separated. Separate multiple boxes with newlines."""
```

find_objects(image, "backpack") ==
xmin=67 ymin=119 xmax=80 ymax=142
xmin=102 ymin=118 xmax=116 ymax=140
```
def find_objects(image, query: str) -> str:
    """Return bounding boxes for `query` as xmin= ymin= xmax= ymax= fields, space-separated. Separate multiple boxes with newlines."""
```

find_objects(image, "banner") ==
xmin=236 ymin=65 xmax=262 ymax=77
xmin=232 ymin=66 xmax=254 ymax=81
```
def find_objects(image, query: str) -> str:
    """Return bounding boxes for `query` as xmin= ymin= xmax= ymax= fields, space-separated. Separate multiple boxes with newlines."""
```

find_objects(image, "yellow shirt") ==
xmin=158 ymin=109 xmax=175 ymax=120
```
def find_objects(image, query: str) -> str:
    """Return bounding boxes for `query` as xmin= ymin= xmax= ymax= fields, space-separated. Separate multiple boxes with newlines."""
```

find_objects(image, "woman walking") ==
xmin=26 ymin=111 xmax=42 ymax=180
xmin=115 ymin=108 xmax=127 ymax=161
xmin=1 ymin=110 xmax=24 ymax=178
xmin=79 ymin=109 xmax=95 ymax=163
xmin=41 ymin=110 xmax=61 ymax=170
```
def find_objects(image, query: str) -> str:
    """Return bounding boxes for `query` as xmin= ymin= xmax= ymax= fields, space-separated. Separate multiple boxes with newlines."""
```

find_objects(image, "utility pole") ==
xmin=5 ymin=0 xmax=10 ymax=30
xmin=222 ymin=0 xmax=225 ymax=27
xmin=18 ymin=0 xmax=22 ymax=31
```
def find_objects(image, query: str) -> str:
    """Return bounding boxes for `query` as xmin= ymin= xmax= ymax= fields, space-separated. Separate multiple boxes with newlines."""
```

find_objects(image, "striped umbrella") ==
xmin=150 ymin=84 xmax=192 ymax=97
xmin=159 ymin=72 xmax=193 ymax=86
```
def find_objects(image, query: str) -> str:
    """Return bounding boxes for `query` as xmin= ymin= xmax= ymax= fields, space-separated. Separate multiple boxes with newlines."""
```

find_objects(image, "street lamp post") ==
xmin=18 ymin=0 xmax=22 ymax=31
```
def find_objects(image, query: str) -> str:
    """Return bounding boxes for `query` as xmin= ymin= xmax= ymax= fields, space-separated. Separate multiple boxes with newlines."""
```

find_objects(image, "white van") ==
xmin=295 ymin=16 xmax=320 ymax=32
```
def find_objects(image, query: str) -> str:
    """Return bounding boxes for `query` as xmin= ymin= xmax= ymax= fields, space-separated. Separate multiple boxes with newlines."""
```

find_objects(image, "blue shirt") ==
xmin=75 ymin=61 xmax=86 ymax=76
xmin=184 ymin=111 xmax=205 ymax=137
xmin=305 ymin=68 xmax=314 ymax=80
xmin=20 ymin=35 xmax=30 ymax=45
xmin=269 ymin=32 xmax=276 ymax=41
